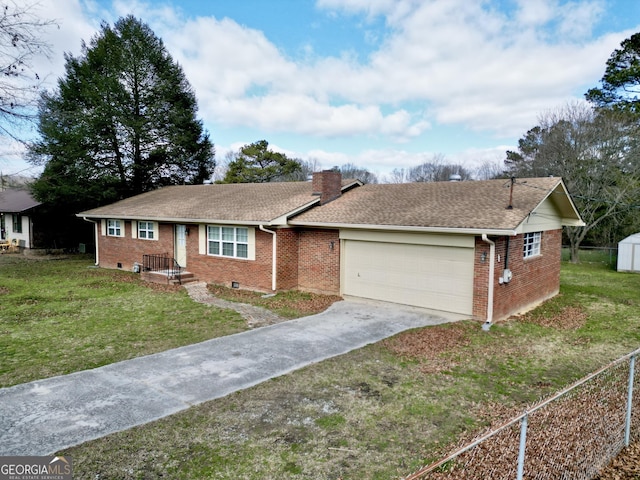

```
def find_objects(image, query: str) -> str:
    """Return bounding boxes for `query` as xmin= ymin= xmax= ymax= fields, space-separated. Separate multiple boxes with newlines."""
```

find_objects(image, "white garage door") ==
xmin=342 ymin=240 xmax=474 ymax=315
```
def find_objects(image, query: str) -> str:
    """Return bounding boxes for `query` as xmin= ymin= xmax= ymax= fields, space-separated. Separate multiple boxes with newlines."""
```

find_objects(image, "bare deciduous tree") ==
xmin=505 ymin=102 xmax=640 ymax=262
xmin=0 ymin=1 xmax=56 ymax=138
xmin=405 ymin=154 xmax=473 ymax=182
xmin=332 ymin=163 xmax=378 ymax=184
xmin=474 ymin=160 xmax=504 ymax=180
xmin=386 ymin=167 xmax=410 ymax=183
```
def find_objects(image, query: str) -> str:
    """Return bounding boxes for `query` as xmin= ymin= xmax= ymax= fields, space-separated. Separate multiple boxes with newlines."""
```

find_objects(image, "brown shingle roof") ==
xmin=79 ymin=177 xmax=582 ymax=231
xmin=0 ymin=190 xmax=41 ymax=213
xmin=290 ymin=177 xmax=576 ymax=231
xmin=79 ymin=182 xmax=329 ymax=223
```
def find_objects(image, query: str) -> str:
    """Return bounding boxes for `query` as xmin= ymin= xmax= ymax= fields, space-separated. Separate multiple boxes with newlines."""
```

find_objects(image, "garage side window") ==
xmin=523 ymin=231 xmax=542 ymax=258
xmin=107 ymin=219 xmax=123 ymax=237
xmin=207 ymin=226 xmax=249 ymax=259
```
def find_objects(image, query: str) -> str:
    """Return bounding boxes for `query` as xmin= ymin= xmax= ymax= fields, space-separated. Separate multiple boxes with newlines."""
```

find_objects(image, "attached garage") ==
xmin=340 ymin=231 xmax=475 ymax=315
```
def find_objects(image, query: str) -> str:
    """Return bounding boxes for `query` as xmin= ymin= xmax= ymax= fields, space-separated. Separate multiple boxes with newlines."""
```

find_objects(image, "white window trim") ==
xmin=106 ymin=219 xmax=124 ymax=237
xmin=202 ymin=225 xmax=255 ymax=260
xmin=11 ymin=214 xmax=22 ymax=234
xmin=523 ymin=231 xmax=542 ymax=259
xmin=135 ymin=220 xmax=158 ymax=241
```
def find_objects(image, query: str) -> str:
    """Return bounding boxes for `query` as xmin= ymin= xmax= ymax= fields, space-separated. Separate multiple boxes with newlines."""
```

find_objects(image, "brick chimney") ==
xmin=312 ymin=170 xmax=342 ymax=205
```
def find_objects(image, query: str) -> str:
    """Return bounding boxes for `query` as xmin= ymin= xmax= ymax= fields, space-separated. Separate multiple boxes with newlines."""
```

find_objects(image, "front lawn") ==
xmin=0 ymin=255 xmax=247 ymax=387
xmin=50 ymin=258 xmax=640 ymax=479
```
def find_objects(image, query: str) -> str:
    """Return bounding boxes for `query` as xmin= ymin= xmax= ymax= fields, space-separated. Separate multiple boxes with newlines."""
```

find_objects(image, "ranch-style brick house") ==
xmin=78 ymin=171 xmax=584 ymax=322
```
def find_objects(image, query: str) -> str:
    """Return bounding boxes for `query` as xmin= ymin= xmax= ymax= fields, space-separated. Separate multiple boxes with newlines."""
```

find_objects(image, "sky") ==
xmin=3 ymin=0 xmax=640 ymax=181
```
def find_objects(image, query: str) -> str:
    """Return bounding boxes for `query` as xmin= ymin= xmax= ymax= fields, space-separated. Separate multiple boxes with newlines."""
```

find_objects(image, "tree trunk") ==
xmin=569 ymin=241 xmax=580 ymax=264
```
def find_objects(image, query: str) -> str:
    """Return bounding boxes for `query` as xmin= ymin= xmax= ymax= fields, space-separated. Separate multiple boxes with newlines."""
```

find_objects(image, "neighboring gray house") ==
xmin=0 ymin=189 xmax=42 ymax=249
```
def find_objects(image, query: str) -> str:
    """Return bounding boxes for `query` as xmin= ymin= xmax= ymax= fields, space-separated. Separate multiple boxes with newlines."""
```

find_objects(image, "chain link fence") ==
xmin=405 ymin=348 xmax=640 ymax=480
xmin=561 ymin=246 xmax=618 ymax=268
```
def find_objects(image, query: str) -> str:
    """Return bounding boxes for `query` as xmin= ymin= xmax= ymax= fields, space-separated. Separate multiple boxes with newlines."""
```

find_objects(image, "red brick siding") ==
xmin=298 ymin=229 xmax=340 ymax=294
xmin=473 ymin=230 xmax=562 ymax=321
xmin=276 ymin=228 xmax=299 ymax=290
xmin=473 ymin=242 xmax=490 ymax=320
xmin=96 ymin=221 xmax=342 ymax=294
xmin=98 ymin=221 xmax=175 ymax=270
xmin=188 ymin=228 xmax=275 ymax=292
xmin=312 ymin=171 xmax=342 ymax=204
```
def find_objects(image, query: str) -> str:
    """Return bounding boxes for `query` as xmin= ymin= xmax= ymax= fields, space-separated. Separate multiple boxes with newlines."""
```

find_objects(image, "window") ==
xmin=12 ymin=214 xmax=22 ymax=234
xmin=523 ymin=232 xmax=541 ymax=258
xmin=138 ymin=221 xmax=155 ymax=240
xmin=207 ymin=226 xmax=248 ymax=259
xmin=107 ymin=219 xmax=122 ymax=237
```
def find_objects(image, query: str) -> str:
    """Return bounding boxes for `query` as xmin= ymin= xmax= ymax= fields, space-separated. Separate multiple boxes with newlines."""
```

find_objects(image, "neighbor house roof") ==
xmin=78 ymin=180 xmax=360 ymax=225
xmin=0 ymin=190 xmax=41 ymax=213
xmin=289 ymin=177 xmax=584 ymax=234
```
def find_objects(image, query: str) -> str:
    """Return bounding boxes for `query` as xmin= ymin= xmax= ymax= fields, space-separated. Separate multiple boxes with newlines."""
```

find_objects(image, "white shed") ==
xmin=617 ymin=233 xmax=640 ymax=272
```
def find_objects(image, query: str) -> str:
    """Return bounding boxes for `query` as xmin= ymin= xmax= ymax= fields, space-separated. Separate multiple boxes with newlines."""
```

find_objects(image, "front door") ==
xmin=175 ymin=225 xmax=187 ymax=267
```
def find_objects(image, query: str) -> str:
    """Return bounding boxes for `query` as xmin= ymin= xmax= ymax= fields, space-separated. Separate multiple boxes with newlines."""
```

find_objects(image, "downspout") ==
xmin=259 ymin=225 xmax=277 ymax=291
xmin=481 ymin=234 xmax=495 ymax=330
xmin=504 ymin=236 xmax=510 ymax=271
xmin=81 ymin=217 xmax=99 ymax=266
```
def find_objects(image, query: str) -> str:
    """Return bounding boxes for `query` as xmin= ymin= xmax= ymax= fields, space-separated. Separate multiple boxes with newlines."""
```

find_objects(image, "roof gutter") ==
xmin=76 ymin=213 xmax=272 ymax=227
xmin=259 ymin=225 xmax=277 ymax=291
xmin=80 ymin=216 xmax=99 ymax=266
xmin=481 ymin=234 xmax=495 ymax=330
xmin=288 ymin=221 xmax=518 ymax=237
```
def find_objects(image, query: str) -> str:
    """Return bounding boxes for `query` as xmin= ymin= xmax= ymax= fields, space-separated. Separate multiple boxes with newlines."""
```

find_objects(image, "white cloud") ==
xmin=7 ymin=0 xmax=639 ymax=178
xmin=34 ymin=0 xmax=632 ymax=143
xmin=30 ymin=0 xmax=101 ymax=86
xmin=166 ymin=16 xmax=297 ymax=100
xmin=299 ymin=144 xmax=510 ymax=179
xmin=209 ymin=93 xmax=429 ymax=140
xmin=514 ymin=0 xmax=556 ymax=27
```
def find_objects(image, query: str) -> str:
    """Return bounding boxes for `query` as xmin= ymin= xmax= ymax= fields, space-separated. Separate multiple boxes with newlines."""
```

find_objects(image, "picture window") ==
xmin=207 ymin=226 xmax=249 ymax=259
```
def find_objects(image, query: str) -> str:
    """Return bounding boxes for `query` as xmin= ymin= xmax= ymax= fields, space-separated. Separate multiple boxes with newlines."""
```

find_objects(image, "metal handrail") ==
xmin=142 ymin=253 xmax=183 ymax=284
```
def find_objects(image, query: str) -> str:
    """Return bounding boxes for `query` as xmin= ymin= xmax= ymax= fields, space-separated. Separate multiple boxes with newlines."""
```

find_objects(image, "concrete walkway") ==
xmin=0 ymin=298 xmax=464 ymax=456
xmin=183 ymin=282 xmax=286 ymax=327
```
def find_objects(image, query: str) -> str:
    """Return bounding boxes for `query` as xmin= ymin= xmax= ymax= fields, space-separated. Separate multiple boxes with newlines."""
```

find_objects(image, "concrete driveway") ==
xmin=0 ymin=298 xmax=463 ymax=456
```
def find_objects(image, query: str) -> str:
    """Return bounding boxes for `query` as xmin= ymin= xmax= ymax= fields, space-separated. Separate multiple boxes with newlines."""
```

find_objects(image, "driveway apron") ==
xmin=0 ymin=299 xmax=463 ymax=455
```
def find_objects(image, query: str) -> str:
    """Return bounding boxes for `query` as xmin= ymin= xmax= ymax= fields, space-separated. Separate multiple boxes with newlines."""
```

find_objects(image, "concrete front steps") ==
xmin=141 ymin=270 xmax=199 ymax=285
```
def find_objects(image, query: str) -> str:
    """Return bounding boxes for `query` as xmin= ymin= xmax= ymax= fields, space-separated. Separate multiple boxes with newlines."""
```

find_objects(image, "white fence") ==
xmin=405 ymin=348 xmax=640 ymax=480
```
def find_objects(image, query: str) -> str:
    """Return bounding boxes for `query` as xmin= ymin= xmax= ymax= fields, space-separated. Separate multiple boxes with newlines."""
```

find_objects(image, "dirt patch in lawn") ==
xmin=519 ymin=305 xmax=588 ymax=330
xmin=207 ymin=284 xmax=342 ymax=318
xmin=382 ymin=322 xmax=475 ymax=373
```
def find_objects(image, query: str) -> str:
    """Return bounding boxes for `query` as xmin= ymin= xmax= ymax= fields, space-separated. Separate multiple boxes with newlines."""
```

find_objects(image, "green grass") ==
xmin=4 ymin=254 xmax=640 ymax=479
xmin=0 ymin=255 xmax=247 ymax=387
